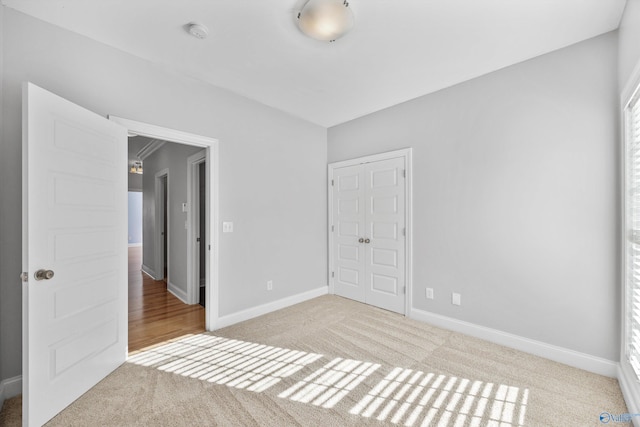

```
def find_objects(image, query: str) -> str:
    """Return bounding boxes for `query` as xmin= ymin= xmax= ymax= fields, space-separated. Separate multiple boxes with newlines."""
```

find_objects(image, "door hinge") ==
xmin=208 ymin=244 xmax=211 ymax=250
xmin=331 ymin=225 xmax=334 ymax=232
xmin=331 ymin=179 xmax=334 ymax=186
xmin=331 ymin=271 xmax=335 ymax=278
xmin=20 ymin=272 xmax=28 ymax=283
xmin=402 ymin=169 xmax=406 ymax=178
xmin=402 ymin=286 xmax=406 ymax=294
xmin=403 ymin=228 xmax=406 ymax=236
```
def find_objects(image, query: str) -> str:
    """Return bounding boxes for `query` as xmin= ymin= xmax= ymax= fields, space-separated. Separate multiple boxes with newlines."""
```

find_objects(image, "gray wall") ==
xmin=0 ymin=8 xmax=327 ymax=381
xmin=328 ymin=32 xmax=619 ymax=360
xmin=619 ymin=0 xmax=640 ymax=89
xmin=141 ymin=142 xmax=202 ymax=295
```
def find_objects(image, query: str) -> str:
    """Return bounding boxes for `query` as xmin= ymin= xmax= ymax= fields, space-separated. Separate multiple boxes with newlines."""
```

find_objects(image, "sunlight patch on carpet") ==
xmin=127 ymin=334 xmax=322 ymax=392
xmin=350 ymin=367 xmax=529 ymax=427
xmin=278 ymin=357 xmax=380 ymax=408
xmin=127 ymin=333 xmax=529 ymax=426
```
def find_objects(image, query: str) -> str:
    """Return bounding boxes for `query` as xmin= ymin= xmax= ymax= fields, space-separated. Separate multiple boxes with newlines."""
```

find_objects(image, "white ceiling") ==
xmin=2 ymin=0 xmax=628 ymax=127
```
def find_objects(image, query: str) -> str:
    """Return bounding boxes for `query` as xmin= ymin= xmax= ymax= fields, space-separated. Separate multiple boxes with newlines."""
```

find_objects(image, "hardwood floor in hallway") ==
xmin=128 ymin=246 xmax=205 ymax=352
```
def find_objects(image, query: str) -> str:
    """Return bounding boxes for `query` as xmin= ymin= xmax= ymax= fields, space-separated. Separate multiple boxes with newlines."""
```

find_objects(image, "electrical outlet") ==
xmin=426 ymin=288 xmax=434 ymax=300
xmin=267 ymin=280 xmax=273 ymax=291
xmin=222 ymin=222 xmax=233 ymax=233
xmin=452 ymin=292 xmax=461 ymax=306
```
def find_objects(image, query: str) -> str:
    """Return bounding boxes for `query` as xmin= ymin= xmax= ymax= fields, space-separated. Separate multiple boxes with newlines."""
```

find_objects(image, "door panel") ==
xmin=332 ymin=165 xmax=366 ymax=302
xmin=23 ymin=83 xmax=127 ymax=426
xmin=365 ymin=157 xmax=405 ymax=314
xmin=371 ymin=273 xmax=398 ymax=295
xmin=331 ymin=156 xmax=406 ymax=314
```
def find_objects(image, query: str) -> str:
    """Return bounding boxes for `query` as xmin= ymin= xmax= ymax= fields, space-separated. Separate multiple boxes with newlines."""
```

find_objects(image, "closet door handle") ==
xmin=364 ymin=238 xmax=370 ymax=244
xmin=358 ymin=238 xmax=364 ymax=243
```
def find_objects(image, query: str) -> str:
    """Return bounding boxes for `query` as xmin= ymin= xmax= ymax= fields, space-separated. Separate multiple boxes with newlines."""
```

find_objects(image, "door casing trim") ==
xmin=187 ymin=149 xmax=206 ymax=305
xmin=154 ymin=169 xmax=169 ymax=283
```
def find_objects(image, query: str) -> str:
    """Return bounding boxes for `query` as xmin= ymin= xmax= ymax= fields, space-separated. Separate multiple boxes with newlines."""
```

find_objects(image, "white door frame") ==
xmin=154 ymin=169 xmax=169 ymax=282
xmin=187 ymin=150 xmax=206 ymax=305
xmin=328 ymin=148 xmax=413 ymax=315
xmin=109 ymin=116 xmax=220 ymax=331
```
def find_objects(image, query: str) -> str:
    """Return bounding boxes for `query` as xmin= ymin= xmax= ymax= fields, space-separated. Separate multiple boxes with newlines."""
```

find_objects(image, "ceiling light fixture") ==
xmin=297 ymin=0 xmax=354 ymax=42
xmin=187 ymin=23 xmax=209 ymax=40
xmin=129 ymin=161 xmax=143 ymax=175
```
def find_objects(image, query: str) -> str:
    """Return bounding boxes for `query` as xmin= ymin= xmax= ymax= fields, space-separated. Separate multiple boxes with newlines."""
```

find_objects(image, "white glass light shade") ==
xmin=297 ymin=0 xmax=354 ymax=42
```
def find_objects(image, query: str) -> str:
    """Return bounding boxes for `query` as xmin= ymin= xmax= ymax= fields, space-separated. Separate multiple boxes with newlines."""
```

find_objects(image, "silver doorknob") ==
xmin=358 ymin=238 xmax=364 ymax=243
xmin=364 ymin=238 xmax=370 ymax=244
xmin=34 ymin=269 xmax=54 ymax=281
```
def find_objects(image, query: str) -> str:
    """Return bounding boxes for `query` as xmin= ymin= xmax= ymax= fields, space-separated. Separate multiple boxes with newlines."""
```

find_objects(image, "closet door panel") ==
xmin=364 ymin=157 xmax=406 ymax=314
xmin=333 ymin=164 xmax=366 ymax=303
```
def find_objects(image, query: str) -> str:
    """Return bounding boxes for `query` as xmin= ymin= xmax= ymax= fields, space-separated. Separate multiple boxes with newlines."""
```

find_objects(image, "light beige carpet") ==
xmin=0 ymin=295 xmax=629 ymax=426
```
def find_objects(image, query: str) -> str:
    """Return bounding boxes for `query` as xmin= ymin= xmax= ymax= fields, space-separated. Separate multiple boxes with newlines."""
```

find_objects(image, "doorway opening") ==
xmin=187 ymin=150 xmax=207 ymax=307
xmin=198 ymin=161 xmax=206 ymax=306
xmin=113 ymin=115 xmax=220 ymax=349
xmin=155 ymin=171 xmax=169 ymax=283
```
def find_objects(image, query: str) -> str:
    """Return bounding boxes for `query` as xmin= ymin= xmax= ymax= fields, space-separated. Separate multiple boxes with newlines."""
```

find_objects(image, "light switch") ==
xmin=222 ymin=222 xmax=233 ymax=233
xmin=452 ymin=293 xmax=461 ymax=306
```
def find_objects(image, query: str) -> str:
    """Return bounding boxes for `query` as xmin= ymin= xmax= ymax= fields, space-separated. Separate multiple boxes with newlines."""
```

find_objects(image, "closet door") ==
xmin=333 ymin=164 xmax=366 ymax=302
xmin=364 ymin=157 xmax=406 ymax=314
xmin=331 ymin=156 xmax=406 ymax=314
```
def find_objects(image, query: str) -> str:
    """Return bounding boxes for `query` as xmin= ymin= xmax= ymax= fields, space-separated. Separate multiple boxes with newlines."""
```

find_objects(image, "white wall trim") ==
xmin=136 ymin=139 xmax=166 ymax=161
xmin=111 ymin=116 xmax=218 ymax=147
xmin=410 ymin=308 xmax=618 ymax=377
xmin=618 ymin=363 xmax=640 ymax=425
xmin=327 ymin=148 xmax=413 ymax=315
xmin=215 ymin=286 xmax=328 ymax=330
xmin=127 ymin=243 xmax=142 ymax=247
xmin=621 ymin=56 xmax=640 ymax=106
xmin=167 ymin=281 xmax=189 ymax=304
xmin=141 ymin=263 xmax=157 ymax=280
xmin=0 ymin=375 xmax=22 ymax=406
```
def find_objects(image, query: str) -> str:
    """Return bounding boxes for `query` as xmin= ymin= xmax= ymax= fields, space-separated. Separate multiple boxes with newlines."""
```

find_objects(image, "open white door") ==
xmin=22 ymin=83 xmax=128 ymax=426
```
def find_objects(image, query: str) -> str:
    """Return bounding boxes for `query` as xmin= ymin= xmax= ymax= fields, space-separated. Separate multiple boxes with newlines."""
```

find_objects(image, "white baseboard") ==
xmin=141 ymin=264 xmax=158 ymax=280
xmin=410 ymin=308 xmax=618 ymax=377
xmin=216 ymin=286 xmax=329 ymax=329
xmin=128 ymin=243 xmax=142 ymax=247
xmin=0 ymin=375 xmax=22 ymax=407
xmin=168 ymin=281 xmax=189 ymax=304
xmin=617 ymin=362 xmax=640 ymax=425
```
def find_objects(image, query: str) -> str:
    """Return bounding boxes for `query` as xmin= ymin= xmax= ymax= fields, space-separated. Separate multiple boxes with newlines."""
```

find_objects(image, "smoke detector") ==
xmin=187 ymin=23 xmax=209 ymax=39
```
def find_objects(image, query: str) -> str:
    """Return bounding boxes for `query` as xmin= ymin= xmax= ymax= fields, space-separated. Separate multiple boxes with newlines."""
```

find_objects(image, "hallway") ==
xmin=128 ymin=246 xmax=205 ymax=352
